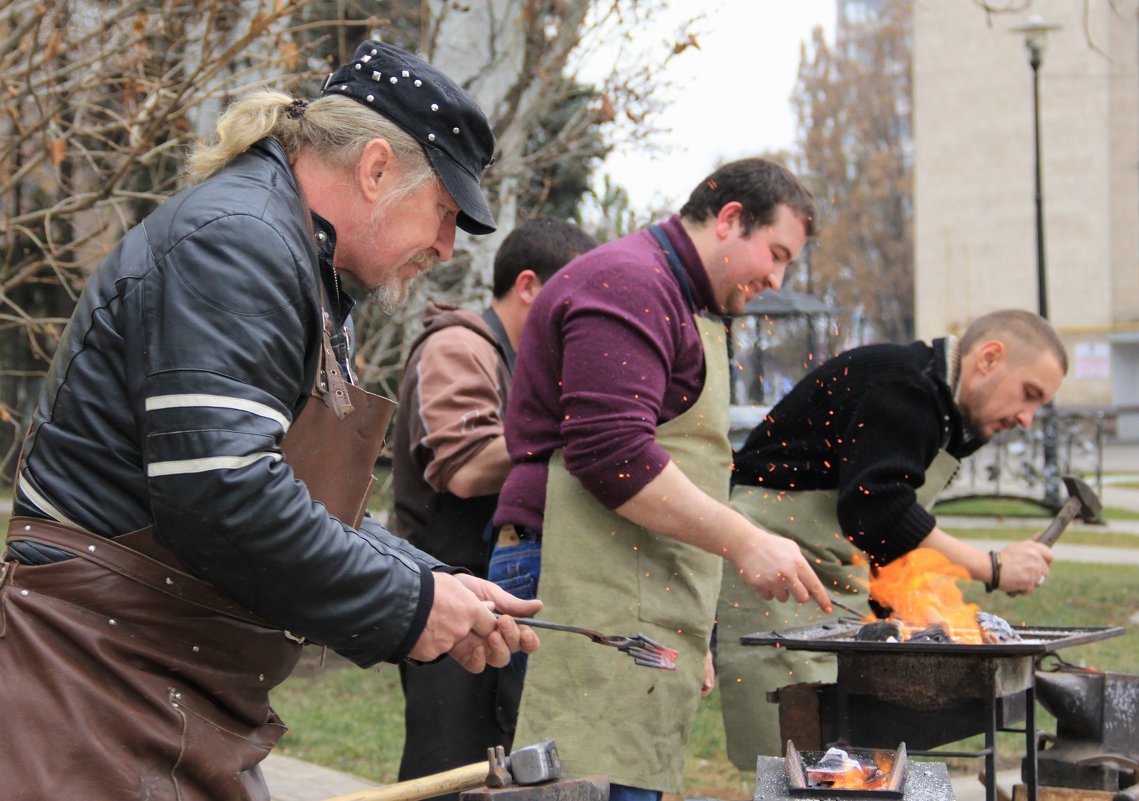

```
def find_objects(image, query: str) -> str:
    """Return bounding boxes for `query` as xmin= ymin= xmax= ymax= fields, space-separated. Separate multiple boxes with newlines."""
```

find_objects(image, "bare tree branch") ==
xmin=0 ymin=0 xmax=699 ymax=423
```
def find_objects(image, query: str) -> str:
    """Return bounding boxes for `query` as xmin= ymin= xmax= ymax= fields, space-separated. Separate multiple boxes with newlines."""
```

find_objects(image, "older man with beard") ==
xmin=0 ymin=41 xmax=540 ymax=801
xmin=715 ymin=308 xmax=1065 ymax=766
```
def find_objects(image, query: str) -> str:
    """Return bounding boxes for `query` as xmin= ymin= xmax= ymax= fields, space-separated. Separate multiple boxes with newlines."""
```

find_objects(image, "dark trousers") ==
xmin=398 ymin=657 xmax=523 ymax=801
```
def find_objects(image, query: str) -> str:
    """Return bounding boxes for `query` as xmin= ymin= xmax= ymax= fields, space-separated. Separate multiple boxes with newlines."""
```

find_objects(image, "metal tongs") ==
xmin=501 ymin=614 xmax=679 ymax=670
xmin=828 ymin=595 xmax=866 ymax=618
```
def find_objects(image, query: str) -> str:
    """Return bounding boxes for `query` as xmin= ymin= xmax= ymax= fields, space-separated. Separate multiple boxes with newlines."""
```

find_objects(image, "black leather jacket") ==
xmin=11 ymin=139 xmax=441 ymax=667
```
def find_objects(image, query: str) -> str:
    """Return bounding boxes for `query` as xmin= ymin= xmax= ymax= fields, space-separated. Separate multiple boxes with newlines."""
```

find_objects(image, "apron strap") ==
xmin=481 ymin=306 xmax=516 ymax=372
xmin=6 ymin=517 xmax=273 ymax=628
xmin=316 ymin=283 xmax=356 ymax=419
xmin=648 ymin=224 xmax=697 ymax=313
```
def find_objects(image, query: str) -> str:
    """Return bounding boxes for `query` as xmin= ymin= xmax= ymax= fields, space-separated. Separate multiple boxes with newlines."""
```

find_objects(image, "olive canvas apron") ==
xmin=512 ymin=315 xmax=731 ymax=793
xmin=0 ymin=312 xmax=395 ymax=801
xmin=715 ymin=449 xmax=960 ymax=766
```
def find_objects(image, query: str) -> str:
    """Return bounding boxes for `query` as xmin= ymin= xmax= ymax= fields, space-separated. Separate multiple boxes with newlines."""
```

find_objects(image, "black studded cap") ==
xmin=321 ymin=41 xmax=497 ymax=235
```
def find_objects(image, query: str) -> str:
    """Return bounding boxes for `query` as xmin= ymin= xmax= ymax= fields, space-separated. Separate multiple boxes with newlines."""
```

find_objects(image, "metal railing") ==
xmin=947 ymin=409 xmax=1109 ymax=510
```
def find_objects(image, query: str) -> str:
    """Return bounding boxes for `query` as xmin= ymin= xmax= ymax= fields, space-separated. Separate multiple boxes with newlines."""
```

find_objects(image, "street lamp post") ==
xmin=1011 ymin=15 xmax=1062 ymax=509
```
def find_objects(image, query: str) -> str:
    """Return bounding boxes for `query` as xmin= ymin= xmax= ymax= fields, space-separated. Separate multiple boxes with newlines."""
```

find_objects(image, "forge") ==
xmin=742 ymin=619 xmax=1124 ymax=801
xmin=755 ymin=742 xmax=953 ymax=801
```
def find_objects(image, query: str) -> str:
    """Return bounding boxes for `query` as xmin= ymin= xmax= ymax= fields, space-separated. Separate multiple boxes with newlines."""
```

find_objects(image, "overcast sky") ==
xmin=593 ymin=1 xmax=836 ymax=214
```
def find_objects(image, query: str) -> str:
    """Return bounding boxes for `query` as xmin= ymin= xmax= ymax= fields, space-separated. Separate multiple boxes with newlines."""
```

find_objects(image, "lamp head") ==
xmin=1010 ymin=15 xmax=1060 ymax=66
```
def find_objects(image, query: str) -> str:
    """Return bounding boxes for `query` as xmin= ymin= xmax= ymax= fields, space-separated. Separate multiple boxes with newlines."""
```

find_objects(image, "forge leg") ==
xmin=986 ymin=692 xmax=997 ymax=801
xmin=1024 ymin=683 xmax=1038 ymax=801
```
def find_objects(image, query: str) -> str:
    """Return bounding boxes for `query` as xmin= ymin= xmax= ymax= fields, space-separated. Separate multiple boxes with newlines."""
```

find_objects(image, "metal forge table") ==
xmin=742 ymin=621 xmax=1124 ymax=801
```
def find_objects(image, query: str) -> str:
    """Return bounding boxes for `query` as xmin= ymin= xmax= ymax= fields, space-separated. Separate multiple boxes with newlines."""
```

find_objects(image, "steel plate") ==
xmin=740 ymin=619 xmax=1125 ymax=656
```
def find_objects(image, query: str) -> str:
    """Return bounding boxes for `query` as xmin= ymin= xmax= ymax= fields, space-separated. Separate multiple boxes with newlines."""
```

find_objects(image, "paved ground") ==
xmin=263 ymin=752 xmax=379 ymax=801
xmin=1100 ymin=440 xmax=1139 ymax=474
xmin=952 ymin=768 xmax=1023 ymax=801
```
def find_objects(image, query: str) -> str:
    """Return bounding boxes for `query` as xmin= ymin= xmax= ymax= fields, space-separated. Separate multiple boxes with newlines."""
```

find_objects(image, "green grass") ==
xmin=948 ymin=525 xmax=1139 ymax=549
xmin=934 ymin=496 xmax=1139 ymax=521
xmin=934 ymin=497 xmax=1054 ymax=517
xmin=1096 ymin=505 xmax=1139 ymax=521
xmin=271 ymin=655 xmax=407 ymax=782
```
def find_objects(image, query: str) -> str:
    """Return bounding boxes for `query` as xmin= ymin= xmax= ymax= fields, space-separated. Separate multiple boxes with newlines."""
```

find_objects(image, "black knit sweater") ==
xmin=732 ymin=339 xmax=984 ymax=566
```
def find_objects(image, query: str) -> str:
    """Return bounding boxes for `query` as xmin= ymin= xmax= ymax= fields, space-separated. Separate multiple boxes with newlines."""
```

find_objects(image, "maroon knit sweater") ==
xmin=494 ymin=215 xmax=720 ymax=532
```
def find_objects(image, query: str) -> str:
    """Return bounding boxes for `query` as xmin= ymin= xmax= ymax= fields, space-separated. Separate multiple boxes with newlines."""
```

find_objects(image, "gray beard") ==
xmin=368 ymin=276 xmax=412 ymax=315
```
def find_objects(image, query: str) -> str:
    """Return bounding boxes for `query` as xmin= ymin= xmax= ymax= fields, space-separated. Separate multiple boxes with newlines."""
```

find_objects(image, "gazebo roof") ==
xmin=732 ymin=287 xmax=835 ymax=317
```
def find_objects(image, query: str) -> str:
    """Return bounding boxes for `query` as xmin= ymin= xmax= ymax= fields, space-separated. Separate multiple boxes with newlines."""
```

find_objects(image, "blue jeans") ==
xmin=487 ymin=538 xmax=541 ymax=678
xmin=608 ymin=785 xmax=661 ymax=801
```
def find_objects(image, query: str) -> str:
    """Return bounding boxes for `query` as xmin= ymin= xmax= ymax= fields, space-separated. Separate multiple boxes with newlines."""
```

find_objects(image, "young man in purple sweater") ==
xmin=491 ymin=159 xmax=831 ymax=801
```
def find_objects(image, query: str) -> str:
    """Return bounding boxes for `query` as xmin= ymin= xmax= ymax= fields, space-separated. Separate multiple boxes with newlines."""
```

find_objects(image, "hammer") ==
xmin=1038 ymin=475 xmax=1103 ymax=547
xmin=320 ymin=741 xmax=561 ymax=801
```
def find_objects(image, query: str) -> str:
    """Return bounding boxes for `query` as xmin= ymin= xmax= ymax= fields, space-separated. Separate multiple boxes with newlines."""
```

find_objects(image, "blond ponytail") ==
xmin=186 ymin=93 xmax=434 ymax=192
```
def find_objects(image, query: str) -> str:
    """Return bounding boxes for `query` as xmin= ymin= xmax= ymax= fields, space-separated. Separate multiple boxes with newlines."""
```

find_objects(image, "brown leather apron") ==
xmin=0 ymin=310 xmax=395 ymax=801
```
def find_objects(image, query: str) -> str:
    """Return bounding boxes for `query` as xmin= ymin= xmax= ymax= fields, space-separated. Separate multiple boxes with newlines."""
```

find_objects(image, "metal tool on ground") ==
xmin=320 ymin=741 xmax=561 ymax=801
xmin=1039 ymin=474 xmax=1103 ymax=547
xmin=505 ymin=615 xmax=678 ymax=670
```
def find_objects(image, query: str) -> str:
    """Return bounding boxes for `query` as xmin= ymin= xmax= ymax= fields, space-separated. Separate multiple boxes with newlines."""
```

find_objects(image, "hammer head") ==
xmin=508 ymin=740 xmax=561 ymax=784
xmin=1063 ymin=475 xmax=1103 ymax=522
xmin=488 ymin=741 xmax=561 ymax=788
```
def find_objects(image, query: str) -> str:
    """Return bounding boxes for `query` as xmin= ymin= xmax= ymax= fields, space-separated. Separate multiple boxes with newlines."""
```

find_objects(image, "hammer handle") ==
xmin=320 ymin=761 xmax=489 ymax=801
xmin=1039 ymin=497 xmax=1080 ymax=547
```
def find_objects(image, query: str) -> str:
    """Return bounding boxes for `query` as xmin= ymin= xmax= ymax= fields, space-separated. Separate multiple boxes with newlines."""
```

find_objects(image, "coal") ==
xmin=907 ymin=624 xmax=952 ymax=643
xmin=855 ymin=621 xmax=902 ymax=642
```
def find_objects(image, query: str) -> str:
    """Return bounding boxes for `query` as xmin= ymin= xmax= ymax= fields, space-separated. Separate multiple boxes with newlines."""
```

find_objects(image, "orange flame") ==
xmin=869 ymin=548 xmax=983 ymax=644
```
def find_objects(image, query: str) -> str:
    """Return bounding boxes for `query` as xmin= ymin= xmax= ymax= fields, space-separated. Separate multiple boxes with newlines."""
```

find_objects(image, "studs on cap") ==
xmin=361 ymin=54 xmax=372 ymax=63
xmin=453 ymin=127 xmax=460 ymax=134
xmin=366 ymin=94 xmax=374 ymax=102
xmin=431 ymin=103 xmax=439 ymax=112
xmin=370 ymin=49 xmax=378 ymax=56
xmin=372 ymin=71 xmax=382 ymax=81
xmin=428 ymin=133 xmax=436 ymax=141
xmin=414 ymin=79 xmax=422 ymax=87
xmin=402 ymin=70 xmax=410 ymax=78
xmin=354 ymin=63 xmax=362 ymax=70
xmin=389 ymin=76 xmax=398 ymax=84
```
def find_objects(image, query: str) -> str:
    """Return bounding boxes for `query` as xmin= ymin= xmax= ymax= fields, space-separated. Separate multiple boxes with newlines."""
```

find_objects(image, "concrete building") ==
xmin=912 ymin=0 xmax=1139 ymax=434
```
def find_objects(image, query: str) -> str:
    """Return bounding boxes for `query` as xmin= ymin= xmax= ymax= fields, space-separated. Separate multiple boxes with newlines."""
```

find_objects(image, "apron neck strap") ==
xmin=481 ymin=306 xmax=516 ymax=372
xmin=315 ymin=279 xmax=355 ymax=418
xmin=648 ymin=224 xmax=696 ymax=313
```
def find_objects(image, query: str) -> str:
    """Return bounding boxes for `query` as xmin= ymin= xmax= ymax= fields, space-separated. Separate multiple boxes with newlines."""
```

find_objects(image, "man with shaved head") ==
xmin=717 ymin=308 xmax=1067 ymax=766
